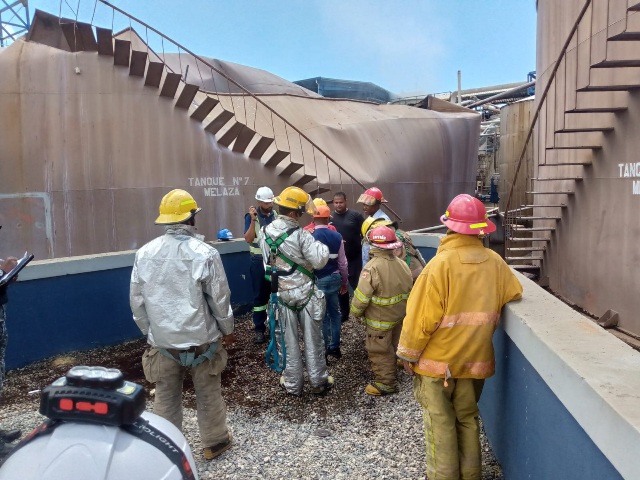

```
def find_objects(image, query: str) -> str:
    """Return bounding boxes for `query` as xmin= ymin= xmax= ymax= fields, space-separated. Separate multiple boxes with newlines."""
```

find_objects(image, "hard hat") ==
xmin=313 ymin=198 xmax=327 ymax=207
xmin=368 ymin=225 xmax=403 ymax=250
xmin=273 ymin=186 xmax=311 ymax=213
xmin=0 ymin=366 xmax=198 ymax=480
xmin=313 ymin=205 xmax=331 ymax=218
xmin=440 ymin=193 xmax=496 ymax=235
xmin=361 ymin=217 xmax=395 ymax=238
xmin=154 ymin=189 xmax=201 ymax=225
xmin=357 ymin=187 xmax=387 ymax=206
xmin=217 ymin=228 xmax=234 ymax=240
xmin=255 ymin=186 xmax=274 ymax=203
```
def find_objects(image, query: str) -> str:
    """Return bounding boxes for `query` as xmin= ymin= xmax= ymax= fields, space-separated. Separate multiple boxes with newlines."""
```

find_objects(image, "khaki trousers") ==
xmin=413 ymin=375 xmax=485 ymax=480
xmin=365 ymin=322 xmax=402 ymax=390
xmin=142 ymin=343 xmax=229 ymax=447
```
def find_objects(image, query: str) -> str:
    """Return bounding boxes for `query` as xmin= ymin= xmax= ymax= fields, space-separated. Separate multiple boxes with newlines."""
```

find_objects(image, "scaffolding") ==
xmin=0 ymin=0 xmax=29 ymax=47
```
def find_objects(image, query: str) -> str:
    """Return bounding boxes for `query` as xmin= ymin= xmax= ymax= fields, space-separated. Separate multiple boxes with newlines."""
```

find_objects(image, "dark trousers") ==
xmin=338 ymin=255 xmax=362 ymax=321
xmin=250 ymin=254 xmax=270 ymax=332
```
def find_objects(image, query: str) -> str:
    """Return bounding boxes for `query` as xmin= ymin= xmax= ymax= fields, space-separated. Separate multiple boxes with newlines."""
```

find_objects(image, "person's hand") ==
xmin=249 ymin=206 xmax=258 ymax=220
xmin=222 ymin=333 xmax=236 ymax=346
xmin=1 ymin=257 xmax=17 ymax=272
xmin=339 ymin=284 xmax=348 ymax=295
xmin=402 ymin=360 xmax=415 ymax=376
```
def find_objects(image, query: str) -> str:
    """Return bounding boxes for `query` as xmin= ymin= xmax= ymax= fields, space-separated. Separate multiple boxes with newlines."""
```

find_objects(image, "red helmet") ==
xmin=368 ymin=225 xmax=403 ymax=250
xmin=440 ymin=194 xmax=496 ymax=235
xmin=357 ymin=187 xmax=387 ymax=206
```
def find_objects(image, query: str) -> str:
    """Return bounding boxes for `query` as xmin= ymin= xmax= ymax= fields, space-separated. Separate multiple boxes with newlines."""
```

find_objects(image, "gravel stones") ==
xmin=0 ymin=312 xmax=503 ymax=479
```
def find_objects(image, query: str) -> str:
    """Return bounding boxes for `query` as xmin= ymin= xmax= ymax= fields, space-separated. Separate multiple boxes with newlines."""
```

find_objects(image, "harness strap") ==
xmin=264 ymin=227 xmax=315 ymax=281
xmin=159 ymin=342 xmax=219 ymax=368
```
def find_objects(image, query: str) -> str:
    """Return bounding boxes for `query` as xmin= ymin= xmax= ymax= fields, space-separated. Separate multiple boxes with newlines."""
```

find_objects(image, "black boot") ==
xmin=0 ymin=430 xmax=20 ymax=443
xmin=0 ymin=442 xmax=14 ymax=459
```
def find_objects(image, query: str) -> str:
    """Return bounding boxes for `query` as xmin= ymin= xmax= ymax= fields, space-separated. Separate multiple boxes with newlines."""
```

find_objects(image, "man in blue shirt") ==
xmin=244 ymin=187 xmax=277 ymax=343
xmin=311 ymin=206 xmax=348 ymax=359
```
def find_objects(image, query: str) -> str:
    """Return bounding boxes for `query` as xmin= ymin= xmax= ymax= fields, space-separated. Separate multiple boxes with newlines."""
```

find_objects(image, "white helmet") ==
xmin=255 ymin=186 xmax=274 ymax=202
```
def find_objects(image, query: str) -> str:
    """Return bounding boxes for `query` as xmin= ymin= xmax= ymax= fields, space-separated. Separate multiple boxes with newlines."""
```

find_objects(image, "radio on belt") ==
xmin=39 ymin=366 xmax=145 ymax=426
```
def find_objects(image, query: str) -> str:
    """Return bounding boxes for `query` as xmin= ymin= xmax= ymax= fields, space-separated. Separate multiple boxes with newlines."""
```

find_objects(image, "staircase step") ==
xmin=558 ymin=112 xmax=615 ymax=133
xmin=249 ymin=137 xmax=275 ymax=160
xmin=204 ymin=110 xmax=234 ymax=135
xmin=567 ymin=91 xmax=628 ymax=113
xmin=232 ymin=126 xmax=257 ymax=154
xmin=577 ymin=66 xmax=640 ymax=91
xmin=591 ymin=39 xmax=640 ymax=68
xmin=144 ymin=62 xmax=164 ymax=88
xmin=629 ymin=1 xmax=640 ymax=11
xmin=61 ymin=21 xmax=97 ymax=52
xmin=553 ymin=132 xmax=603 ymax=150
xmin=265 ymin=150 xmax=290 ymax=168
xmin=218 ymin=122 xmax=245 ymax=148
xmin=508 ymin=247 xmax=547 ymax=252
xmin=129 ymin=50 xmax=147 ymax=77
xmin=506 ymin=257 xmax=544 ymax=261
xmin=160 ymin=72 xmax=182 ymax=98
xmin=511 ymin=265 xmax=541 ymax=271
xmin=190 ymin=97 xmax=220 ymax=122
xmin=509 ymin=237 xmax=551 ymax=242
xmin=113 ymin=39 xmax=131 ymax=67
xmin=508 ymin=216 xmax=561 ymax=220
xmin=532 ymin=177 xmax=583 ymax=181
xmin=525 ymin=191 xmax=575 ymax=195
xmin=279 ymin=162 xmax=304 ymax=176
xmin=294 ymin=174 xmax=317 ymax=187
xmin=511 ymin=227 xmax=556 ymax=232
xmin=175 ymin=84 xmax=199 ymax=109
xmin=96 ymin=28 xmax=113 ymax=55
xmin=307 ymin=187 xmax=332 ymax=196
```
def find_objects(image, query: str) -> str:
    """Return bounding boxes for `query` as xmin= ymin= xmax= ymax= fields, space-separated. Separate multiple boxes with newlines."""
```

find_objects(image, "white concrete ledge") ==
xmin=504 ymin=272 xmax=640 ymax=480
xmin=19 ymin=239 xmax=250 ymax=281
xmin=408 ymin=232 xmax=444 ymax=249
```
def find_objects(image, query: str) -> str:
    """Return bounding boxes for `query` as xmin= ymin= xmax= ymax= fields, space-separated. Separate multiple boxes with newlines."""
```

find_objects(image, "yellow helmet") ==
xmin=155 ymin=189 xmax=201 ymax=225
xmin=313 ymin=198 xmax=327 ymax=207
xmin=361 ymin=217 xmax=394 ymax=238
xmin=274 ymin=186 xmax=311 ymax=213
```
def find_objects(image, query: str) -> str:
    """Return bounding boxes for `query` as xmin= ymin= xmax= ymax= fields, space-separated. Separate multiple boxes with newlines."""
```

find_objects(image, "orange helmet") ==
xmin=357 ymin=187 xmax=387 ymax=206
xmin=440 ymin=194 xmax=496 ymax=235
xmin=368 ymin=225 xmax=403 ymax=250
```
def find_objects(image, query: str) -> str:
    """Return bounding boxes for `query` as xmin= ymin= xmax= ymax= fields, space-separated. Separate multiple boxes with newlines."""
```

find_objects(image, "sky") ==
xmin=20 ymin=0 xmax=537 ymax=97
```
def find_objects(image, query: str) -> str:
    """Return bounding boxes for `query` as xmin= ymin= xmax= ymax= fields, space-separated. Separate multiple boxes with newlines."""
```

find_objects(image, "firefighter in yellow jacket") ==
xmin=397 ymin=194 xmax=523 ymax=480
xmin=350 ymin=225 xmax=413 ymax=396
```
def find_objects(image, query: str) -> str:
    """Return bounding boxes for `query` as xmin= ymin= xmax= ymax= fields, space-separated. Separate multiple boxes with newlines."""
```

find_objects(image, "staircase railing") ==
xmin=80 ymin=0 xmax=402 ymax=222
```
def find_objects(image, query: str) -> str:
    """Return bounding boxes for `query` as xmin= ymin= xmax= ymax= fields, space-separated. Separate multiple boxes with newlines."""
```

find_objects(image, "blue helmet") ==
xmin=217 ymin=228 xmax=234 ymax=241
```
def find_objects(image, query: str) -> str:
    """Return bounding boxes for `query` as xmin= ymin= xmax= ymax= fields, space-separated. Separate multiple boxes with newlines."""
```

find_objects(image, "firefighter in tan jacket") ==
xmin=350 ymin=225 xmax=413 ymax=396
xmin=398 ymin=194 xmax=522 ymax=480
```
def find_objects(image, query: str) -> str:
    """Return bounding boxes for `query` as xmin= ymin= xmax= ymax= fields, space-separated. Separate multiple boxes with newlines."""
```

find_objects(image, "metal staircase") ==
xmin=25 ymin=1 xmax=403 ymax=221
xmin=505 ymin=0 xmax=640 ymax=276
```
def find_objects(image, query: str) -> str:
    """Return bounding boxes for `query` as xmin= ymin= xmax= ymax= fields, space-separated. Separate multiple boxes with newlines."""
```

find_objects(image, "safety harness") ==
xmin=263 ymin=226 xmax=315 ymax=372
xmin=158 ymin=342 xmax=218 ymax=368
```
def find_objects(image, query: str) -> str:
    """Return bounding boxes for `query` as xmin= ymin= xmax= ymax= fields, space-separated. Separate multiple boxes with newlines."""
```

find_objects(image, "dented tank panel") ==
xmin=0 ymin=26 xmax=479 ymax=262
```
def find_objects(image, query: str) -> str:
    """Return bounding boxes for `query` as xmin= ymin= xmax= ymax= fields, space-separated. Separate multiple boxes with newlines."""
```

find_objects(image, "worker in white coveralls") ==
xmin=130 ymin=189 xmax=235 ymax=461
xmin=258 ymin=186 xmax=334 ymax=396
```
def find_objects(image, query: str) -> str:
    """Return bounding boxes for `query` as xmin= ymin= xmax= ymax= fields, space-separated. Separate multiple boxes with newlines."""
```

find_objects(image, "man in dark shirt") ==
xmin=331 ymin=192 xmax=365 ymax=323
xmin=244 ymin=187 xmax=277 ymax=343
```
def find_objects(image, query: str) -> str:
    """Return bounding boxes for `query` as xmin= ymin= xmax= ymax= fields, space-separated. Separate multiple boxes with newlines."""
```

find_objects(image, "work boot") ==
xmin=0 ymin=442 xmax=14 ymax=459
xmin=203 ymin=439 xmax=232 ymax=460
xmin=326 ymin=348 xmax=342 ymax=360
xmin=310 ymin=375 xmax=335 ymax=395
xmin=255 ymin=331 xmax=266 ymax=344
xmin=0 ymin=430 xmax=20 ymax=443
xmin=365 ymin=382 xmax=397 ymax=396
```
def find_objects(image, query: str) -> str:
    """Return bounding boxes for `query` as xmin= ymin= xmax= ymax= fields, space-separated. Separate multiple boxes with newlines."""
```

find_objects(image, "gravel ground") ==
xmin=0 ymin=312 xmax=503 ymax=480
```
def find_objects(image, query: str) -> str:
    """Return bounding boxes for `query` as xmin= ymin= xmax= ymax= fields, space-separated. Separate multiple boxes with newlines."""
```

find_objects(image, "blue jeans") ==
xmin=250 ymin=254 xmax=270 ymax=333
xmin=316 ymin=273 xmax=342 ymax=351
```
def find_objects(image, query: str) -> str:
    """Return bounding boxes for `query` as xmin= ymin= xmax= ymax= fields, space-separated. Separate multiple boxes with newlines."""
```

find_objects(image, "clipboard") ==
xmin=0 ymin=252 xmax=34 ymax=288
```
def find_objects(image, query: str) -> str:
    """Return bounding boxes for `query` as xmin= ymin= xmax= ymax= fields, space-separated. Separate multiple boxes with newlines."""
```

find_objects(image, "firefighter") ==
xmin=357 ymin=186 xmax=391 ymax=221
xmin=362 ymin=217 xmax=426 ymax=281
xmin=350 ymin=225 xmax=413 ymax=395
xmin=397 ymin=194 xmax=523 ymax=480
xmin=258 ymin=186 xmax=333 ymax=396
xmin=130 ymin=189 xmax=235 ymax=461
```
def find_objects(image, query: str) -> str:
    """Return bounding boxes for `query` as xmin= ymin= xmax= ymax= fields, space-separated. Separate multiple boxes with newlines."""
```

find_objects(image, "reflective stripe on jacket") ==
xmin=350 ymin=248 xmax=413 ymax=330
xmin=397 ymin=233 xmax=523 ymax=379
